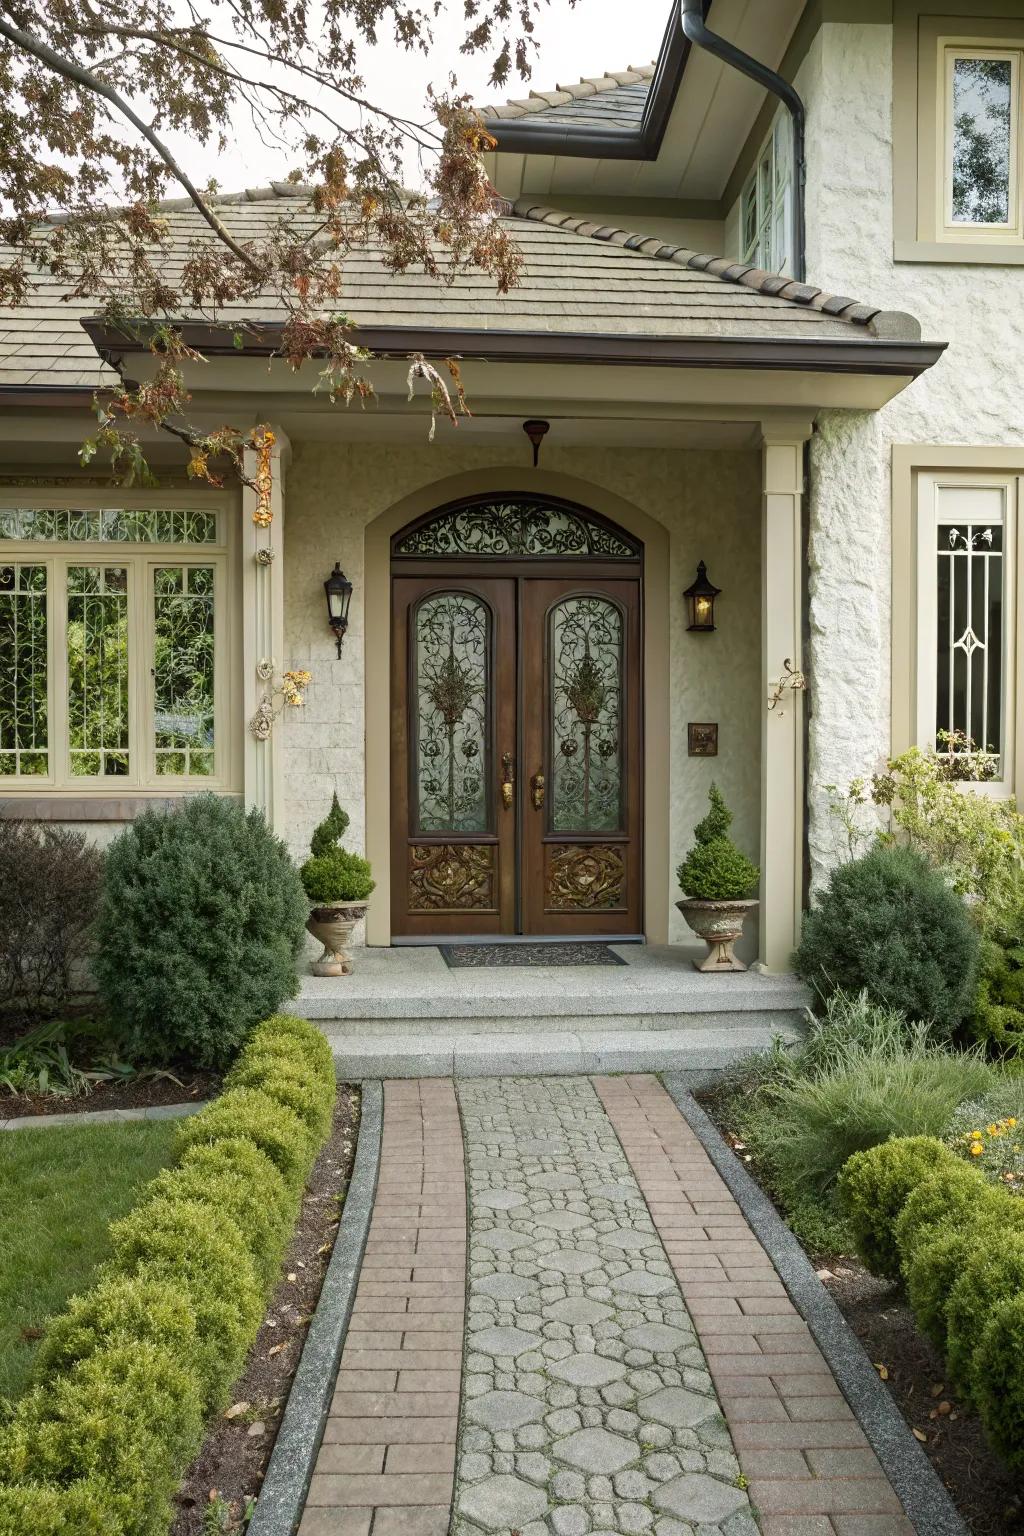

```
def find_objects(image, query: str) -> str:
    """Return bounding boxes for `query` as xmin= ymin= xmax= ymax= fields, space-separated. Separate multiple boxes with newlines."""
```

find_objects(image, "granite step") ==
xmin=323 ymin=1022 xmax=801 ymax=1079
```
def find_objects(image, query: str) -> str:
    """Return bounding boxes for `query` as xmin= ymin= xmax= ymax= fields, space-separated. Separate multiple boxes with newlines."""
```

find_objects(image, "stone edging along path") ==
xmin=285 ymin=1074 xmax=947 ymax=1536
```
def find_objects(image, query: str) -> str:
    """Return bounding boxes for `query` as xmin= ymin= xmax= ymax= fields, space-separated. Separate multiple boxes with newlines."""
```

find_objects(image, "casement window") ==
xmin=915 ymin=472 xmax=1018 ymax=791
xmin=739 ymin=115 xmax=793 ymax=275
xmin=894 ymin=7 xmax=1024 ymax=263
xmin=0 ymin=501 xmax=238 ymax=792
xmin=943 ymin=46 xmax=1021 ymax=237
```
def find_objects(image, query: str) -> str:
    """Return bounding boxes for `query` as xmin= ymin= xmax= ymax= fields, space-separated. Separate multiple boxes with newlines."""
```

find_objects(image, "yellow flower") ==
xmin=970 ymin=1143 xmax=983 ymax=1156
xmin=988 ymin=1124 xmax=999 ymax=1136
xmin=1009 ymin=1118 xmax=1018 ymax=1128
xmin=971 ymin=1130 xmax=983 ymax=1140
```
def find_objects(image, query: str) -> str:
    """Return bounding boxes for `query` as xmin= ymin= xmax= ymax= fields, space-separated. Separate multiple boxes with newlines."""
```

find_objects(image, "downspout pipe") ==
xmin=679 ymin=0 xmax=807 ymax=281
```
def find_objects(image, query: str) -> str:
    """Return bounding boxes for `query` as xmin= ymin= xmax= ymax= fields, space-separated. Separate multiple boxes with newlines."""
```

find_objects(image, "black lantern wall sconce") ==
xmin=324 ymin=562 xmax=354 ymax=657
xmin=683 ymin=561 xmax=721 ymax=632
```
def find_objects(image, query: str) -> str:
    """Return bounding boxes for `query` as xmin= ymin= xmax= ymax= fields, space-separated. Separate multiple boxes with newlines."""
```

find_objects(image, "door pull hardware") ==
xmin=531 ymin=772 xmax=545 ymax=810
xmin=501 ymin=752 xmax=515 ymax=810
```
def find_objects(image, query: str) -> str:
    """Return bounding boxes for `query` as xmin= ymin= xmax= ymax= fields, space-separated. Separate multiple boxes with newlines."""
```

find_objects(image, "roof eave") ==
xmin=483 ymin=0 xmax=692 ymax=160
xmin=80 ymin=318 xmax=947 ymax=380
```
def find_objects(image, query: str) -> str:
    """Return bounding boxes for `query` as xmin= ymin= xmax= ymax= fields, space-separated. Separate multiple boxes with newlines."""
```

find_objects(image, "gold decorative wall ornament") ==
xmin=409 ymin=844 xmax=495 ymax=910
xmin=248 ymin=667 xmax=312 ymax=740
xmin=547 ymin=844 xmax=625 ymax=910
xmin=250 ymin=426 xmax=276 ymax=526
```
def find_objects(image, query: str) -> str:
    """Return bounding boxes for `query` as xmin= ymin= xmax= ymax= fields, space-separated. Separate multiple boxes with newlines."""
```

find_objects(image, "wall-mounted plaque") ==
xmin=688 ymin=722 xmax=718 ymax=757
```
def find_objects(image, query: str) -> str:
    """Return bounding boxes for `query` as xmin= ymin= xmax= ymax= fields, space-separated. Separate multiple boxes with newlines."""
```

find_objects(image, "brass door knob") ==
xmin=531 ymin=772 xmax=545 ymax=809
xmin=501 ymin=752 xmax=514 ymax=810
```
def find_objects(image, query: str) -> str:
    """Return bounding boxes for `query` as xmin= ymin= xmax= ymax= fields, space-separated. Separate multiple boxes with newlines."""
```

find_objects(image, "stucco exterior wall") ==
xmin=797 ymin=21 xmax=1024 ymax=883
xmin=280 ymin=442 xmax=762 ymax=947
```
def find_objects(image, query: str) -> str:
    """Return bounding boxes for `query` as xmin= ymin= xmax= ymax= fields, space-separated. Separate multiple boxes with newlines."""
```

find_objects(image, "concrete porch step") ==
xmin=293 ymin=942 xmax=811 ymax=1024
xmin=323 ymin=1022 xmax=800 ymax=1079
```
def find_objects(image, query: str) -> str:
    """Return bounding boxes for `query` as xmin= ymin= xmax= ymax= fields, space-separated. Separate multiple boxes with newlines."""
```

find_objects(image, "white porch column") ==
xmin=241 ymin=425 xmax=290 ymax=830
xmin=760 ymin=421 xmax=812 ymax=971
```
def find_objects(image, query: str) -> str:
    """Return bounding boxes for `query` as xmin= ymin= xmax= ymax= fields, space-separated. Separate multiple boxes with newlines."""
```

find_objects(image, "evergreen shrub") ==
xmin=0 ymin=1015 xmax=337 ymax=1533
xmin=892 ymin=1161 xmax=991 ymax=1260
xmin=796 ymin=843 xmax=979 ymax=1038
xmin=837 ymin=1136 xmax=957 ymax=1277
xmin=945 ymin=1235 xmax=1024 ymax=1394
xmin=93 ymin=796 xmax=308 ymax=1068
xmin=676 ymin=783 xmax=759 ymax=901
xmin=974 ymin=1295 xmax=1024 ymax=1474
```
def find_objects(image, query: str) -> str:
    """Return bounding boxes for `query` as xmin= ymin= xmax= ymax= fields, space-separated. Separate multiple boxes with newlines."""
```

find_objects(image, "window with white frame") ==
xmin=739 ymin=114 xmax=793 ymax=274
xmin=916 ymin=473 xmax=1017 ymax=788
xmin=0 ymin=503 xmax=235 ymax=790
xmin=941 ymin=42 xmax=1024 ymax=239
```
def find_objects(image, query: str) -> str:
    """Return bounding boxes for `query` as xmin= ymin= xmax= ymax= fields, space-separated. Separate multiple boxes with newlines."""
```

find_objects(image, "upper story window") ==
xmin=739 ymin=116 xmax=793 ymax=275
xmin=0 ymin=498 xmax=237 ymax=792
xmin=894 ymin=10 xmax=1024 ymax=265
xmin=915 ymin=472 xmax=1017 ymax=792
xmin=944 ymin=47 xmax=1021 ymax=237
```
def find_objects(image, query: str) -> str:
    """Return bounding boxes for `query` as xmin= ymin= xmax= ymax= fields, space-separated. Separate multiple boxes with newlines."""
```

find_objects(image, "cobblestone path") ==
xmin=454 ymin=1076 xmax=755 ymax=1536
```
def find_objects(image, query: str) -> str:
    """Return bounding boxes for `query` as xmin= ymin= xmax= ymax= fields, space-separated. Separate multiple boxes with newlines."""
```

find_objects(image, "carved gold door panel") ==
xmin=391 ymin=576 xmax=516 ymax=936
xmin=520 ymin=580 xmax=642 ymax=936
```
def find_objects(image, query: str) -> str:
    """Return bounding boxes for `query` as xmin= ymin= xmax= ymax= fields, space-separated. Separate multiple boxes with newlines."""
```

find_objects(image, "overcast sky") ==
xmin=176 ymin=1 xmax=668 ymax=192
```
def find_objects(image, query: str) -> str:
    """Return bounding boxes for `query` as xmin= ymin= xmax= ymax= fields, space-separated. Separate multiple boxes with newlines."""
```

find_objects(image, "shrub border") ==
xmin=247 ymin=1078 xmax=382 ymax=1536
xmin=662 ymin=1075 xmax=969 ymax=1536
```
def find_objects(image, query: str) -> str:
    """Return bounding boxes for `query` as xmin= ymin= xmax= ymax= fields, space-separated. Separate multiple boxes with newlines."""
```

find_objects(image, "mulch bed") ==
xmin=171 ymin=1084 xmax=361 ymax=1536
xmin=2 ymin=1072 xmax=222 ymax=1118
xmin=822 ymin=1262 xmax=1022 ymax=1536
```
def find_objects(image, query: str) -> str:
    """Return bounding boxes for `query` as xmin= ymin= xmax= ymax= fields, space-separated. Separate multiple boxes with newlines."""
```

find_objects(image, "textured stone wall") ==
xmin=281 ymin=443 xmax=761 ymax=945
xmin=797 ymin=23 xmax=1024 ymax=884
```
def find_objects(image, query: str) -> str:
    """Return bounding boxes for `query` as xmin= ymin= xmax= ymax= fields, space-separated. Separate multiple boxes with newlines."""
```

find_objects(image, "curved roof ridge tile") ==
xmin=511 ymin=198 xmax=920 ymax=340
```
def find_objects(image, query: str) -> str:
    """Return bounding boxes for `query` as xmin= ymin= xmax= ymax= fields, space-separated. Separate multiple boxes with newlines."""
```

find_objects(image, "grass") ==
xmin=0 ymin=1120 xmax=176 ymax=1403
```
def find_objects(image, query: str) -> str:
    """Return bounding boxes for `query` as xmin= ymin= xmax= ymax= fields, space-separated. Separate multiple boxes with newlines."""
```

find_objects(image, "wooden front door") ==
xmin=391 ymin=556 xmax=643 ymax=940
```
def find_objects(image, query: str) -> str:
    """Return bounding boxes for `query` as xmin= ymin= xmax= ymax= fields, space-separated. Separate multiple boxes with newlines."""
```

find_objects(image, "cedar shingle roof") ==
xmin=0 ymin=183 xmax=920 ymax=391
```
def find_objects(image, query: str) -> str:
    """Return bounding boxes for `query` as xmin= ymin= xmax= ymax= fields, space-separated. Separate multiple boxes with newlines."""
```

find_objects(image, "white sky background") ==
xmin=171 ymin=1 xmax=669 ymax=193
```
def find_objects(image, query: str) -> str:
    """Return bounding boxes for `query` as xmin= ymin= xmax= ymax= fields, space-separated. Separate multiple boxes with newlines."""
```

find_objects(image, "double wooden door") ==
xmin=391 ymin=571 xmax=642 ymax=938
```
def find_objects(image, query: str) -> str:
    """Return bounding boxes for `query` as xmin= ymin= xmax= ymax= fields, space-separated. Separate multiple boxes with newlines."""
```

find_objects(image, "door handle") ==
xmin=531 ymin=771 xmax=545 ymax=810
xmin=501 ymin=752 xmax=515 ymax=810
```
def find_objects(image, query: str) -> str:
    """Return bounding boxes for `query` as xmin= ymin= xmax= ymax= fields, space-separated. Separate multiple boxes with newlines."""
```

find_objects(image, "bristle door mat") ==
xmin=439 ymin=942 xmax=627 ymax=968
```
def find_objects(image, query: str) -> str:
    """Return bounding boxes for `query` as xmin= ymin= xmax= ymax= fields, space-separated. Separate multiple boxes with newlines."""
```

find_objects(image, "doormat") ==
xmin=439 ymin=942 xmax=627 ymax=968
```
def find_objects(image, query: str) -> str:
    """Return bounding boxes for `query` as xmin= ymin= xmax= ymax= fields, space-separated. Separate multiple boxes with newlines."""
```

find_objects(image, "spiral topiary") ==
xmin=676 ymin=783 xmax=759 ymax=901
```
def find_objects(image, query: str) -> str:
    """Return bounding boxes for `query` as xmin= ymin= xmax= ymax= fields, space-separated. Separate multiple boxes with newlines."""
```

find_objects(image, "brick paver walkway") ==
xmin=596 ymin=1077 xmax=914 ymax=1536
xmin=300 ymin=1076 xmax=914 ymax=1536
xmin=300 ymin=1079 xmax=466 ymax=1536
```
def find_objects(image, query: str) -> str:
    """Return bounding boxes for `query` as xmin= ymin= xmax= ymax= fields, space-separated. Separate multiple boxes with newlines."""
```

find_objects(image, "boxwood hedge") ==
xmin=0 ymin=1013 xmax=337 ymax=1534
xmin=837 ymin=1133 xmax=1024 ymax=1475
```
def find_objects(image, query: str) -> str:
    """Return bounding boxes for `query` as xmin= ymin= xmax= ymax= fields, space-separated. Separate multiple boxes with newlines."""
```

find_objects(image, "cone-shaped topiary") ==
xmin=676 ymin=784 xmax=759 ymax=901
xmin=309 ymin=792 xmax=350 ymax=857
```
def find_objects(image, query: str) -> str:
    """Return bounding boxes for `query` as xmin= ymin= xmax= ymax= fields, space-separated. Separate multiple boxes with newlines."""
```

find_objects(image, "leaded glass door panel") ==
xmin=520 ymin=579 xmax=642 ymax=935
xmin=391 ymin=576 xmax=517 ymax=936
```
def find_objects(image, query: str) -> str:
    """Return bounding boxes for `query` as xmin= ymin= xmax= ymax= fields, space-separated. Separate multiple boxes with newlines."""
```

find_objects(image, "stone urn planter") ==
xmin=676 ymin=897 xmax=758 ymax=973
xmin=306 ymin=900 xmax=370 ymax=977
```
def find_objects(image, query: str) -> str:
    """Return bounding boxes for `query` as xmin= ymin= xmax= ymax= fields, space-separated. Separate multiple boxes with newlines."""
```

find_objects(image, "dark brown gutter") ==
xmin=481 ymin=1 xmax=703 ymax=161
xmin=81 ymin=318 xmax=947 ymax=380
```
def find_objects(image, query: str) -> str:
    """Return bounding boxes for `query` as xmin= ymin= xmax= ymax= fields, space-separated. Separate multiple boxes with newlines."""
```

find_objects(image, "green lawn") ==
xmin=0 ymin=1120 xmax=177 ymax=1402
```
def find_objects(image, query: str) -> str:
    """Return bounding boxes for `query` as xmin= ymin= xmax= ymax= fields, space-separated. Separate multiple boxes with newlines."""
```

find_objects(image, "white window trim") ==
xmin=739 ymin=113 xmax=794 ymax=277
xmin=915 ymin=470 xmax=1018 ymax=797
xmin=936 ymin=36 xmax=1024 ymax=244
xmin=0 ymin=488 xmax=240 ymax=796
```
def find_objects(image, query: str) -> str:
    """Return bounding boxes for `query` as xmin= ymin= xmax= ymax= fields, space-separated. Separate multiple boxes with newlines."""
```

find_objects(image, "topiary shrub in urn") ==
xmin=676 ymin=783 xmax=760 ymax=972
xmin=299 ymin=794 xmax=375 ymax=976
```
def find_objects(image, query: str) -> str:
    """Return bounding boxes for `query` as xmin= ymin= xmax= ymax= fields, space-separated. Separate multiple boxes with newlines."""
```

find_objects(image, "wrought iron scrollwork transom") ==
xmin=393 ymin=497 xmax=641 ymax=561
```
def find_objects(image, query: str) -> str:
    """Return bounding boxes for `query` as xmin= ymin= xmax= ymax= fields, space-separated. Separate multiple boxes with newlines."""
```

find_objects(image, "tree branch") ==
xmin=0 ymin=12 xmax=261 ymax=272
